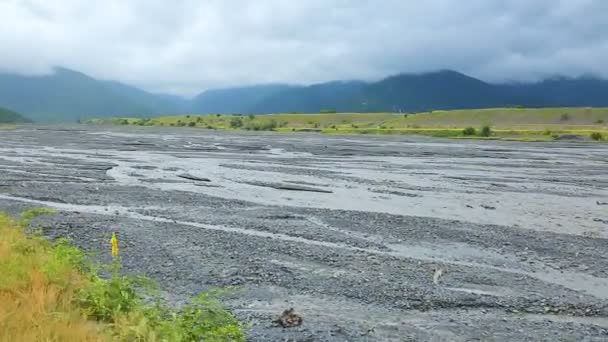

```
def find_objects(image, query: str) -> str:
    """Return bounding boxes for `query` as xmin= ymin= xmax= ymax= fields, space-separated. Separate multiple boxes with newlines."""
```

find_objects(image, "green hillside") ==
xmin=0 ymin=106 xmax=31 ymax=123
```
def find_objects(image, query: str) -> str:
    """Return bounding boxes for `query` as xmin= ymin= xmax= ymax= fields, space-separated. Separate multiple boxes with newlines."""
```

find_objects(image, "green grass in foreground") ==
xmin=86 ymin=107 xmax=608 ymax=141
xmin=0 ymin=209 xmax=244 ymax=342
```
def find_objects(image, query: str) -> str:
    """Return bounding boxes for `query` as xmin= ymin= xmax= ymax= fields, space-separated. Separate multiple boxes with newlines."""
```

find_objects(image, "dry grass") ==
xmin=0 ymin=213 xmax=107 ymax=342
xmin=0 ymin=211 xmax=245 ymax=341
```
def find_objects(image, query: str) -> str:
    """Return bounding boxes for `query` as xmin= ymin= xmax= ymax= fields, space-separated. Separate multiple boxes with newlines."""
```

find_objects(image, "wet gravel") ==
xmin=1 ymin=125 xmax=607 ymax=341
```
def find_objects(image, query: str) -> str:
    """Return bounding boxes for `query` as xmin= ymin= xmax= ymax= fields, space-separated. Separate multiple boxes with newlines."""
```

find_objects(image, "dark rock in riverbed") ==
xmin=177 ymin=174 xmax=211 ymax=182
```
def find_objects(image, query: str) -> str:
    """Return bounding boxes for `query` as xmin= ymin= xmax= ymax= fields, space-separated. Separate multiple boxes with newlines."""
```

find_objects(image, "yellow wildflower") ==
xmin=111 ymin=232 xmax=119 ymax=258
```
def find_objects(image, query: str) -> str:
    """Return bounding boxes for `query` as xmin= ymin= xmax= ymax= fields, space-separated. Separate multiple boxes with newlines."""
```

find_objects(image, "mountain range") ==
xmin=1 ymin=67 xmax=607 ymax=122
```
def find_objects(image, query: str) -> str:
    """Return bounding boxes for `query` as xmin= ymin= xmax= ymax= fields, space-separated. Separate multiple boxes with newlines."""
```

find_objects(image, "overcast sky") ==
xmin=1 ymin=0 xmax=606 ymax=96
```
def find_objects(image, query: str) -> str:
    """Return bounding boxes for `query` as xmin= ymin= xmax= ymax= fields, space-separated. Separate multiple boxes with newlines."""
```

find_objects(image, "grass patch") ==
xmin=0 ymin=210 xmax=244 ymax=341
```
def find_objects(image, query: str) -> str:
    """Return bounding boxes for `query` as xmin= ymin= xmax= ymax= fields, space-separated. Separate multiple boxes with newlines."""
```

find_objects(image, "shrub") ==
xmin=245 ymin=120 xmax=277 ymax=131
xmin=479 ymin=125 xmax=492 ymax=137
xmin=177 ymin=120 xmax=186 ymax=127
xmin=248 ymin=114 xmax=255 ymax=120
xmin=403 ymin=114 xmax=408 ymax=118
xmin=230 ymin=117 xmax=243 ymax=128
xmin=596 ymin=119 xmax=604 ymax=124
xmin=0 ymin=211 xmax=245 ymax=341
xmin=186 ymin=115 xmax=190 ymax=118
xmin=320 ymin=109 xmax=336 ymax=113
xmin=590 ymin=132 xmax=604 ymax=141
xmin=187 ymin=122 xmax=196 ymax=127
xmin=196 ymin=117 xmax=203 ymax=123
xmin=119 ymin=119 xmax=129 ymax=125
xmin=543 ymin=129 xmax=552 ymax=136
xmin=262 ymin=119 xmax=277 ymax=131
xmin=216 ymin=114 xmax=221 ymax=117
xmin=560 ymin=113 xmax=570 ymax=121
xmin=462 ymin=127 xmax=476 ymax=136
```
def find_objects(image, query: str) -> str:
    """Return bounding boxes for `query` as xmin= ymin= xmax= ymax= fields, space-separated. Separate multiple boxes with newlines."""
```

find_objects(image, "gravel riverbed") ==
xmin=1 ymin=125 xmax=607 ymax=341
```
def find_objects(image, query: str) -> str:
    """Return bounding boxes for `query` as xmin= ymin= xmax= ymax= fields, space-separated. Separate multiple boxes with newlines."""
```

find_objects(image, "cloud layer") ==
xmin=1 ymin=0 xmax=606 ymax=95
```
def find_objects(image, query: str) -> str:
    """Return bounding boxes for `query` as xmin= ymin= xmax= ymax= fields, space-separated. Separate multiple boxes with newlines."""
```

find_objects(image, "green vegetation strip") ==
xmin=0 ymin=209 xmax=244 ymax=342
xmin=86 ymin=107 xmax=608 ymax=141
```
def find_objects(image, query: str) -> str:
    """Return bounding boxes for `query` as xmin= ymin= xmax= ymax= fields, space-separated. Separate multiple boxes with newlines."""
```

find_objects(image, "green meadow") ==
xmin=87 ymin=107 xmax=608 ymax=141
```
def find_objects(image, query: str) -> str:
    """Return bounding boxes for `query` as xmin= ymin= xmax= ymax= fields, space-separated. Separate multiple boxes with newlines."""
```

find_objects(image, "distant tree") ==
xmin=560 ymin=113 xmax=570 ymax=121
xmin=248 ymin=113 xmax=256 ymax=120
xmin=479 ymin=125 xmax=492 ymax=137
xmin=187 ymin=121 xmax=196 ymax=127
xmin=320 ymin=109 xmax=337 ymax=113
xmin=216 ymin=114 xmax=221 ymax=117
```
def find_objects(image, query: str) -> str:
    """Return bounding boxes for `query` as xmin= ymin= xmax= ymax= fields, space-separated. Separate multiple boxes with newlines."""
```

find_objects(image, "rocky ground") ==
xmin=1 ymin=125 xmax=607 ymax=341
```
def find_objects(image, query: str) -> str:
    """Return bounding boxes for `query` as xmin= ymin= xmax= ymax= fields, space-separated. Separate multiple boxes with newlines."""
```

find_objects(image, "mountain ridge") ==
xmin=0 ymin=106 xmax=31 ymax=123
xmin=1 ymin=67 xmax=607 ymax=122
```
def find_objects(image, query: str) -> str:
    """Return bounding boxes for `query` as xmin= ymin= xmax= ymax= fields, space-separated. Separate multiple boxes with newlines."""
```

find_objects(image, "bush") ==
xmin=0 ymin=211 xmax=245 ymax=341
xmin=119 ymin=119 xmax=129 ymax=125
xmin=248 ymin=114 xmax=255 ymax=120
xmin=560 ymin=113 xmax=570 ymax=121
xmin=590 ymin=132 xmax=604 ymax=141
xmin=462 ymin=127 xmax=476 ymax=136
xmin=596 ymin=119 xmax=604 ymax=124
xmin=176 ymin=120 xmax=186 ymax=127
xmin=229 ymin=117 xmax=243 ymax=128
xmin=185 ymin=115 xmax=190 ymax=118
xmin=245 ymin=119 xmax=277 ymax=131
xmin=479 ymin=125 xmax=492 ymax=137
xmin=261 ymin=119 xmax=277 ymax=131
xmin=403 ymin=114 xmax=408 ymax=118
xmin=187 ymin=122 xmax=196 ymax=127
xmin=320 ymin=109 xmax=336 ymax=113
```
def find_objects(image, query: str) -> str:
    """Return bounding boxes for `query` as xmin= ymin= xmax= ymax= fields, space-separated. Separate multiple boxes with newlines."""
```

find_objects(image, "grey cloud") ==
xmin=0 ymin=0 xmax=606 ymax=95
